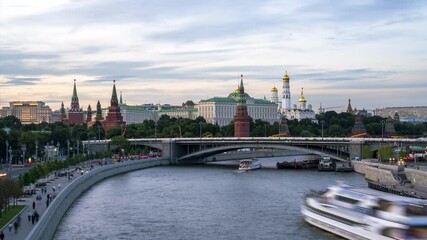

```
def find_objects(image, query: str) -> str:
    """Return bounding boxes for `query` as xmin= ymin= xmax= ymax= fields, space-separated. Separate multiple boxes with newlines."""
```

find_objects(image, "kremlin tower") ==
xmin=86 ymin=104 xmax=92 ymax=123
xmin=95 ymin=100 xmax=104 ymax=122
xmin=234 ymin=75 xmax=250 ymax=137
xmin=346 ymin=99 xmax=353 ymax=113
xmin=281 ymin=71 xmax=291 ymax=113
xmin=60 ymin=102 xmax=67 ymax=122
xmin=384 ymin=117 xmax=396 ymax=137
xmin=67 ymin=79 xmax=84 ymax=125
xmin=351 ymin=117 xmax=367 ymax=137
xmin=102 ymin=80 xmax=125 ymax=133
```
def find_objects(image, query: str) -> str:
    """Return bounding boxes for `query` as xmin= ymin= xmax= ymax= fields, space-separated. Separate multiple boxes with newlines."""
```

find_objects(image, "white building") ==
xmin=198 ymin=86 xmax=279 ymax=127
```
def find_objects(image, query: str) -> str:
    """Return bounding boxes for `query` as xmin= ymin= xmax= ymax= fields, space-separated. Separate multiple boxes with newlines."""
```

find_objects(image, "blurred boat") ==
xmin=301 ymin=183 xmax=427 ymax=239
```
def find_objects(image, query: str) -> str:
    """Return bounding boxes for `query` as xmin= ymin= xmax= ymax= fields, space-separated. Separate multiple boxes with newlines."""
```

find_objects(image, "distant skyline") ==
xmin=1 ymin=0 xmax=427 ymax=111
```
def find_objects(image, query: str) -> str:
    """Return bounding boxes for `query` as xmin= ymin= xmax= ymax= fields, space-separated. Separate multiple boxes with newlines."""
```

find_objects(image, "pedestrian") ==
xmin=58 ymin=183 xmax=61 ymax=190
xmin=8 ymin=223 xmax=12 ymax=232
xmin=35 ymin=211 xmax=39 ymax=223
xmin=13 ymin=221 xmax=19 ymax=234
xmin=17 ymin=214 xmax=21 ymax=224
xmin=0 ymin=230 xmax=4 ymax=240
xmin=31 ymin=214 xmax=35 ymax=225
xmin=28 ymin=209 xmax=31 ymax=221
xmin=32 ymin=201 xmax=36 ymax=209
xmin=46 ymin=198 xmax=49 ymax=208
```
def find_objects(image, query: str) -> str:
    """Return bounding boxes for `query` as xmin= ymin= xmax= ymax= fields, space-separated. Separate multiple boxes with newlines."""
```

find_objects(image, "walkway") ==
xmin=0 ymin=162 xmax=99 ymax=240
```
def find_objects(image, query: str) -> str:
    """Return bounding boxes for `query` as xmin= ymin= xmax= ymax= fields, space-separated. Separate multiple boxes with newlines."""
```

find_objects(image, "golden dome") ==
xmin=298 ymin=87 xmax=307 ymax=103
xmin=282 ymin=71 xmax=290 ymax=82
xmin=271 ymin=85 xmax=278 ymax=92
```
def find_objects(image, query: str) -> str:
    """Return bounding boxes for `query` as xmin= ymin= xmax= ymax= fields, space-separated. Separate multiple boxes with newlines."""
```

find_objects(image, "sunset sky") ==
xmin=1 ymin=0 xmax=426 ymax=112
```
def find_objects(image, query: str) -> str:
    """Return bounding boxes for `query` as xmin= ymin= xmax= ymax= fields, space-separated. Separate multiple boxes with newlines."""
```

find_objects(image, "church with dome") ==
xmin=271 ymin=71 xmax=316 ymax=122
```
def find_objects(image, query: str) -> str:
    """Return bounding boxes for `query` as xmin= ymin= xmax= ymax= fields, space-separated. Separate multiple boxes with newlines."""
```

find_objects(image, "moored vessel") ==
xmin=318 ymin=156 xmax=334 ymax=171
xmin=276 ymin=159 xmax=319 ymax=169
xmin=301 ymin=183 xmax=427 ymax=239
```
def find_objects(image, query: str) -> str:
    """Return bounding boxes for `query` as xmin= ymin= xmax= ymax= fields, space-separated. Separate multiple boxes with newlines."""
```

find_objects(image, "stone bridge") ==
xmin=83 ymin=137 xmax=427 ymax=164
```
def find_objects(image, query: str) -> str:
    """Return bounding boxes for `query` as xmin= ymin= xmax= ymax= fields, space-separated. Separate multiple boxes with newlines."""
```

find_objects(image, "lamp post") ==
xmin=381 ymin=120 xmax=385 ymax=141
xmin=154 ymin=122 xmax=157 ymax=139
xmin=57 ymin=142 xmax=60 ymax=160
xmin=35 ymin=140 xmax=38 ymax=162
xmin=264 ymin=125 xmax=267 ymax=137
xmin=199 ymin=122 xmax=202 ymax=138
xmin=21 ymin=145 xmax=26 ymax=164
xmin=97 ymin=125 xmax=101 ymax=141
xmin=8 ymin=146 xmax=12 ymax=179
xmin=5 ymin=140 xmax=8 ymax=166
xmin=320 ymin=120 xmax=325 ymax=140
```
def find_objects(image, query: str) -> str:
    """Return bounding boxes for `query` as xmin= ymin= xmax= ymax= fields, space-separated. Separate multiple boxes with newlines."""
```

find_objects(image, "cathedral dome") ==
xmin=271 ymin=85 xmax=278 ymax=92
xmin=283 ymin=72 xmax=290 ymax=82
xmin=298 ymin=88 xmax=307 ymax=103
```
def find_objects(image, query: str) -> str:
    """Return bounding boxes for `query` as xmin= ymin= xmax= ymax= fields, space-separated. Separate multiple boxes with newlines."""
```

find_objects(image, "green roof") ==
xmin=200 ymin=96 xmax=275 ymax=105
xmin=158 ymin=109 xmax=198 ymax=113
xmin=254 ymin=99 xmax=274 ymax=105
xmin=200 ymin=97 xmax=236 ymax=103
xmin=119 ymin=104 xmax=147 ymax=111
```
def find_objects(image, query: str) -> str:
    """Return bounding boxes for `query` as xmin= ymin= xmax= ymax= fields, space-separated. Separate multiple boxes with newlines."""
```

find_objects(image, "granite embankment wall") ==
xmin=352 ymin=161 xmax=397 ymax=183
xmin=405 ymin=169 xmax=427 ymax=187
xmin=26 ymin=158 xmax=170 ymax=240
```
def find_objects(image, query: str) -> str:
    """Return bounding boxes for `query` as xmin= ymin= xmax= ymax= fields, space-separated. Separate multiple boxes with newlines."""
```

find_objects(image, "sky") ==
xmin=1 ymin=0 xmax=426 ymax=112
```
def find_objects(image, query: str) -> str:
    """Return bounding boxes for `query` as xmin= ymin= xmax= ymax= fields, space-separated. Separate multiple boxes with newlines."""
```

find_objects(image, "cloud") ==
xmin=0 ymin=77 xmax=42 ymax=86
xmin=1 ymin=0 xmax=427 ymax=110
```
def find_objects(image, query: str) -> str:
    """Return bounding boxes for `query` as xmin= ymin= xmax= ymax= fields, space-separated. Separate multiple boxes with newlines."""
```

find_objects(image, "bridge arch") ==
xmin=177 ymin=143 xmax=348 ymax=163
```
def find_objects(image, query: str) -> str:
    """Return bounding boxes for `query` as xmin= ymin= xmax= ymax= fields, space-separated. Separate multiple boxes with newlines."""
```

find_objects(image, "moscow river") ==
xmin=54 ymin=157 xmax=367 ymax=240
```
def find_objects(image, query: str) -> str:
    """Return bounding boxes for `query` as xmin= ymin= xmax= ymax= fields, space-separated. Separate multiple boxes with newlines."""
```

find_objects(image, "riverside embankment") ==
xmin=26 ymin=158 xmax=169 ymax=240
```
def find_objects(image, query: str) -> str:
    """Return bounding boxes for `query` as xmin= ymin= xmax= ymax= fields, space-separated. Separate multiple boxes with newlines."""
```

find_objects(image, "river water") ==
xmin=54 ymin=157 xmax=367 ymax=240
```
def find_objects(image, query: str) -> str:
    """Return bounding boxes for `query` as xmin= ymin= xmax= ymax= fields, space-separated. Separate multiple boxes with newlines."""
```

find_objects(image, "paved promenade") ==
xmin=0 ymin=163 xmax=96 ymax=240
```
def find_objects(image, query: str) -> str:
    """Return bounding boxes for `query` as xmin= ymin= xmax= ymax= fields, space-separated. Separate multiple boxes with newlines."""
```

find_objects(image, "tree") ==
xmin=110 ymin=136 xmax=131 ymax=155
xmin=378 ymin=145 xmax=394 ymax=162
xmin=362 ymin=145 xmax=373 ymax=159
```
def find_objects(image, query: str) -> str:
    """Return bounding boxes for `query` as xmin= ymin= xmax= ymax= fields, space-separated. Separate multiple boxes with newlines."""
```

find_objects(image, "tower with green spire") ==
xmin=103 ymin=80 xmax=125 ymax=133
xmin=67 ymin=79 xmax=84 ymax=125
xmin=234 ymin=75 xmax=250 ymax=137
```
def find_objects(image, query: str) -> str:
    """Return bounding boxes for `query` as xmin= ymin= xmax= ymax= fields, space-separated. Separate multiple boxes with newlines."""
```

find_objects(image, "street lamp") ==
xmin=320 ymin=120 xmax=325 ymax=140
xmin=21 ymin=145 xmax=26 ymax=164
xmin=97 ymin=125 xmax=101 ymax=141
xmin=35 ymin=140 xmax=38 ymax=162
xmin=264 ymin=125 xmax=267 ymax=137
xmin=67 ymin=140 xmax=70 ymax=158
xmin=5 ymin=140 xmax=8 ymax=166
xmin=381 ymin=120 xmax=385 ymax=141
xmin=154 ymin=122 xmax=157 ymax=139
xmin=199 ymin=122 xmax=202 ymax=138
xmin=57 ymin=142 xmax=60 ymax=160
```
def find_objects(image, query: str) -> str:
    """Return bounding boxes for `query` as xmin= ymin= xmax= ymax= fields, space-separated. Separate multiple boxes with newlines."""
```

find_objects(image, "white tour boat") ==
xmin=301 ymin=183 xmax=427 ymax=239
xmin=238 ymin=159 xmax=262 ymax=171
